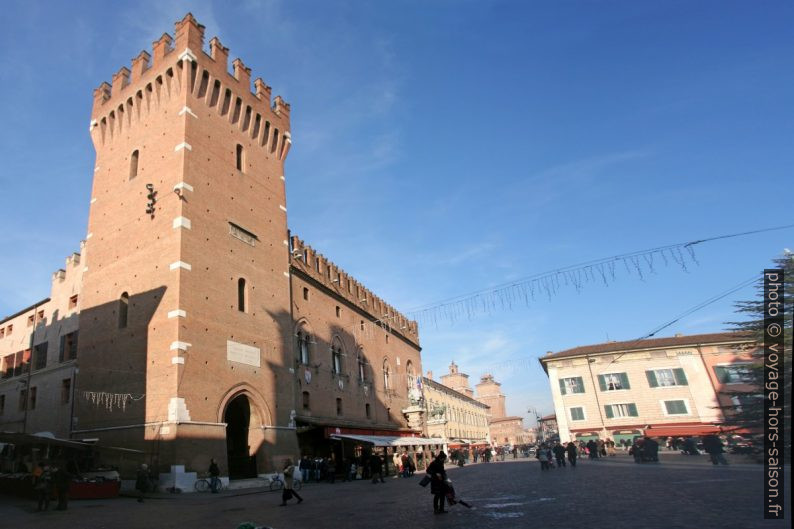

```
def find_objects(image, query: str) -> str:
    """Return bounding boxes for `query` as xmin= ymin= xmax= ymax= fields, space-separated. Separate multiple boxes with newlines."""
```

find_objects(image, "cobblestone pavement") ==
xmin=1 ymin=454 xmax=790 ymax=529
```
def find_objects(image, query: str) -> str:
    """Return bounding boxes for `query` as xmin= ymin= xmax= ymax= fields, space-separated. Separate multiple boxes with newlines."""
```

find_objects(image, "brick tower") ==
xmin=74 ymin=13 xmax=297 ymax=477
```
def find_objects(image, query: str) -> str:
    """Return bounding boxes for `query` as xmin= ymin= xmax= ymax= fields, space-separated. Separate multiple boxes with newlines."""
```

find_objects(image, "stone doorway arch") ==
xmin=221 ymin=388 xmax=271 ymax=479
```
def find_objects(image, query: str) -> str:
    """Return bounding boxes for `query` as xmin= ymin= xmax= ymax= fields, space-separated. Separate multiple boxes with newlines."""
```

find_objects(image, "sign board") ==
xmin=226 ymin=340 xmax=261 ymax=367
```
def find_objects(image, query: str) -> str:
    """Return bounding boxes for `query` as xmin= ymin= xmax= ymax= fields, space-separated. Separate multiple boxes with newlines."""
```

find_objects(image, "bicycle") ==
xmin=195 ymin=474 xmax=226 ymax=493
xmin=267 ymin=473 xmax=302 ymax=492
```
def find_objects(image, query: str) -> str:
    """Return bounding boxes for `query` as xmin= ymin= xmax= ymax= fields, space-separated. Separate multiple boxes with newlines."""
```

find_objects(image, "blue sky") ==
xmin=1 ymin=1 xmax=792 ymax=425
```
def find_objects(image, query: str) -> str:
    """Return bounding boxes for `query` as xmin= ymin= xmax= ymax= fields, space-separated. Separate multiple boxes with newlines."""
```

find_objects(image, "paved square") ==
xmin=1 ymin=455 xmax=789 ymax=529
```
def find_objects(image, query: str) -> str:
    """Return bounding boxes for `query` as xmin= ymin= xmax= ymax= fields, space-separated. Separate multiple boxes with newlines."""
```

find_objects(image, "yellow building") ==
xmin=422 ymin=375 xmax=490 ymax=444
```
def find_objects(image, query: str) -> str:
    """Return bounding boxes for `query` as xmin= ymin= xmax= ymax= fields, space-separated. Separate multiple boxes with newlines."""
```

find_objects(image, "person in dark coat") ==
xmin=643 ymin=437 xmax=659 ymax=462
xmin=135 ymin=463 xmax=150 ymax=503
xmin=702 ymin=435 xmax=728 ymax=465
xmin=426 ymin=452 xmax=448 ymax=514
xmin=552 ymin=442 xmax=566 ymax=467
xmin=565 ymin=442 xmax=578 ymax=467
xmin=586 ymin=439 xmax=598 ymax=459
xmin=369 ymin=452 xmax=384 ymax=483
xmin=53 ymin=464 xmax=72 ymax=510
xmin=208 ymin=458 xmax=221 ymax=493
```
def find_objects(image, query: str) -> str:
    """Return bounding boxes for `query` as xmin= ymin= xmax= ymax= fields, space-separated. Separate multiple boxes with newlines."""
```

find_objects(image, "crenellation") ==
xmin=254 ymin=78 xmax=272 ymax=105
xmin=131 ymin=50 xmax=151 ymax=80
xmin=272 ymin=95 xmax=290 ymax=117
xmin=152 ymin=33 xmax=174 ymax=68
xmin=111 ymin=67 xmax=131 ymax=95
xmin=174 ymin=12 xmax=205 ymax=53
xmin=209 ymin=37 xmax=229 ymax=72
xmin=232 ymin=58 xmax=252 ymax=91
xmin=289 ymin=235 xmax=419 ymax=342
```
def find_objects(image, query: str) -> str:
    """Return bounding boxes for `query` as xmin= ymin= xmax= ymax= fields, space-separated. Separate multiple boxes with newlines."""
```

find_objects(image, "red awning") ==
xmin=644 ymin=424 xmax=721 ymax=437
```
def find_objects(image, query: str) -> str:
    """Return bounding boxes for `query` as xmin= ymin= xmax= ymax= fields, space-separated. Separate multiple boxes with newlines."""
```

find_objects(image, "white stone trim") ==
xmin=83 ymin=267 xmax=89 ymax=272
xmin=89 ymin=120 xmax=98 ymax=131
xmin=167 ymin=397 xmax=191 ymax=422
xmin=173 ymin=217 xmax=192 ymax=230
xmin=94 ymin=167 xmax=100 ymax=173
xmin=178 ymin=106 xmax=198 ymax=118
xmin=170 ymin=261 xmax=192 ymax=271
xmin=283 ymin=271 xmax=290 ymax=278
xmin=86 ymin=233 xmax=93 ymax=239
xmin=171 ymin=356 xmax=185 ymax=365
xmin=283 ymin=240 xmax=288 ymax=246
xmin=279 ymin=205 xmax=287 ymax=212
xmin=173 ymin=182 xmax=194 ymax=193
xmin=90 ymin=197 xmax=97 ymax=203
xmin=168 ymin=310 xmax=187 ymax=319
xmin=170 ymin=341 xmax=191 ymax=351
xmin=280 ymin=175 xmax=285 ymax=181
xmin=178 ymin=48 xmax=198 ymax=63
xmin=174 ymin=142 xmax=192 ymax=152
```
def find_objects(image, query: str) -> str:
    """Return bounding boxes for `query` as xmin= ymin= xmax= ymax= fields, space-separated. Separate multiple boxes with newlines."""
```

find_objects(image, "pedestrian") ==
xmin=279 ymin=459 xmax=304 ymax=506
xmin=299 ymin=455 xmax=311 ymax=483
xmin=586 ymin=439 xmax=598 ymax=460
xmin=472 ymin=450 xmax=478 ymax=463
xmin=426 ymin=452 xmax=448 ymax=514
xmin=53 ymin=463 xmax=72 ymax=510
xmin=536 ymin=445 xmax=550 ymax=470
xmin=401 ymin=451 xmax=410 ymax=477
xmin=135 ymin=463 xmax=150 ymax=503
xmin=370 ymin=452 xmax=384 ymax=483
xmin=702 ymin=435 xmax=729 ymax=465
xmin=512 ymin=446 xmax=518 ymax=459
xmin=598 ymin=439 xmax=607 ymax=457
xmin=33 ymin=462 xmax=53 ymax=511
xmin=643 ymin=437 xmax=659 ymax=462
xmin=552 ymin=442 xmax=566 ymax=467
xmin=393 ymin=451 xmax=403 ymax=478
xmin=208 ymin=458 xmax=221 ymax=493
xmin=565 ymin=441 xmax=578 ymax=468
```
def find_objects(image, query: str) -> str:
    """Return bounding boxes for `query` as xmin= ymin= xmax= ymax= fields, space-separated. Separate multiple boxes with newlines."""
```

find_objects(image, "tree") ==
xmin=722 ymin=253 xmax=792 ymax=448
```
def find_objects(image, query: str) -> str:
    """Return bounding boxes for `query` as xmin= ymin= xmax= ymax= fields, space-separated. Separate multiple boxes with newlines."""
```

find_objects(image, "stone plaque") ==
xmin=226 ymin=340 xmax=261 ymax=367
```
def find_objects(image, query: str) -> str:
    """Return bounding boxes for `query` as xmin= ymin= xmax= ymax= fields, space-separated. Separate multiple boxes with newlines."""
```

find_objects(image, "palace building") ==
xmin=539 ymin=332 xmax=757 ymax=445
xmin=0 ymin=14 xmax=423 ymax=480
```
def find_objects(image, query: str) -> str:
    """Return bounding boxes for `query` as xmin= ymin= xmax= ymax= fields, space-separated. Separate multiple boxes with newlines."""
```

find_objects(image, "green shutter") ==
xmin=59 ymin=335 xmax=66 ymax=363
xmin=646 ymin=370 xmax=659 ymax=387
xmin=597 ymin=375 xmax=607 ymax=391
xmin=628 ymin=403 xmax=638 ymax=416
xmin=575 ymin=377 xmax=585 ymax=393
xmin=713 ymin=366 xmax=727 ymax=383
xmin=620 ymin=372 xmax=630 ymax=389
xmin=604 ymin=405 xmax=614 ymax=419
xmin=673 ymin=368 xmax=688 ymax=386
xmin=558 ymin=378 xmax=567 ymax=395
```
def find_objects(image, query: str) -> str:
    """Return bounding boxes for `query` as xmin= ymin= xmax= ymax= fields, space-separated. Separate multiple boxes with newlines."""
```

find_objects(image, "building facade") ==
xmin=473 ymin=373 xmax=529 ymax=446
xmin=422 ymin=375 xmax=490 ymax=443
xmin=540 ymin=332 xmax=756 ymax=445
xmin=0 ymin=14 xmax=422 ymax=479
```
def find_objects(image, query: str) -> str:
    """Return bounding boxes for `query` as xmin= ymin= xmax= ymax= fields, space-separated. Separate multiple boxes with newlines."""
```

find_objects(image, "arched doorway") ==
xmin=225 ymin=394 xmax=258 ymax=479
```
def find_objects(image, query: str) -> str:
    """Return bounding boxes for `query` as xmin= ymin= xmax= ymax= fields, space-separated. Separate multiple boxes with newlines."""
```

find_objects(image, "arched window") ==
xmin=129 ymin=150 xmax=139 ymax=179
xmin=382 ymin=359 xmax=391 ymax=391
xmin=406 ymin=361 xmax=415 ymax=392
xmin=237 ymin=278 xmax=247 ymax=312
xmin=236 ymin=144 xmax=244 ymax=172
xmin=331 ymin=340 xmax=343 ymax=375
xmin=297 ymin=330 xmax=311 ymax=365
xmin=357 ymin=350 xmax=367 ymax=382
xmin=118 ymin=292 xmax=129 ymax=329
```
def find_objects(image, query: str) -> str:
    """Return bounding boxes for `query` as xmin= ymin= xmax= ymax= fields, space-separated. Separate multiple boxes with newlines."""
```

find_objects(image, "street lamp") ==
xmin=528 ymin=407 xmax=542 ymax=444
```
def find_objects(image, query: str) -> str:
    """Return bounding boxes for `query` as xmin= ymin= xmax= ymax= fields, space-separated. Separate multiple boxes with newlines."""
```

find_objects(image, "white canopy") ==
xmin=330 ymin=434 xmax=445 ymax=447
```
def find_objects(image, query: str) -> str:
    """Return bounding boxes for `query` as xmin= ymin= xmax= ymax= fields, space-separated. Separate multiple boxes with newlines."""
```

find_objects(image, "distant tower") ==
xmin=439 ymin=361 xmax=474 ymax=397
xmin=475 ymin=374 xmax=506 ymax=420
xmin=74 ymin=14 xmax=295 ymax=476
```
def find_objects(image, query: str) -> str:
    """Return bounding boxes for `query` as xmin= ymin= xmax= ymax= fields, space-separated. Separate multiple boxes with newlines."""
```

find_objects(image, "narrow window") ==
xmin=19 ymin=389 xmax=27 ymax=411
xmin=61 ymin=379 xmax=71 ymax=404
xmin=358 ymin=353 xmax=366 ymax=382
xmin=236 ymin=144 xmax=244 ymax=172
xmin=383 ymin=360 xmax=390 ymax=390
xmin=335 ymin=306 xmax=341 ymax=318
xmin=365 ymin=403 xmax=371 ymax=418
xmin=302 ymin=287 xmax=309 ymax=301
xmin=130 ymin=150 xmax=139 ymax=179
xmin=237 ymin=278 xmax=247 ymax=312
xmin=302 ymin=391 xmax=310 ymax=411
xmin=271 ymin=129 xmax=279 ymax=153
xmin=30 ymin=387 xmax=37 ymax=409
xmin=332 ymin=344 xmax=342 ymax=374
xmin=33 ymin=343 xmax=47 ymax=371
xmin=336 ymin=398 xmax=343 ymax=416
xmin=119 ymin=292 xmax=129 ymax=328
xmin=69 ymin=295 xmax=78 ymax=310
xmin=297 ymin=331 xmax=310 ymax=365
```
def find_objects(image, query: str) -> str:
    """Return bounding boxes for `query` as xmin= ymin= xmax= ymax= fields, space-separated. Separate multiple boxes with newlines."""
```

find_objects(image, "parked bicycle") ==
xmin=195 ymin=474 xmax=227 ymax=493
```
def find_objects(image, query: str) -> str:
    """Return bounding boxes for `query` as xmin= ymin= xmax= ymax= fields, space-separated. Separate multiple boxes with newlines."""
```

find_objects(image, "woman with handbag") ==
xmin=426 ymin=452 xmax=448 ymax=514
xmin=279 ymin=459 xmax=304 ymax=506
